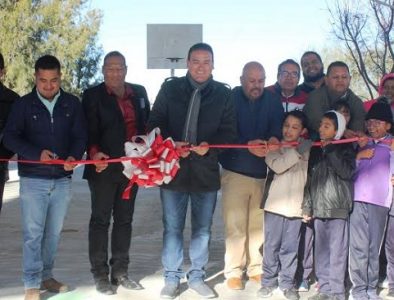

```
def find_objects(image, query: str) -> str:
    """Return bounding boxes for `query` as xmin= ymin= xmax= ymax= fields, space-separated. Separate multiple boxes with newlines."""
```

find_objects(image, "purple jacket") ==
xmin=354 ymin=136 xmax=393 ymax=208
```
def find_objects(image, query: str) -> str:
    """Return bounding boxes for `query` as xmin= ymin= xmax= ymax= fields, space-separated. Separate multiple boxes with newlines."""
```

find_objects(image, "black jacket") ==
xmin=302 ymin=143 xmax=355 ymax=219
xmin=147 ymin=76 xmax=236 ymax=192
xmin=0 ymin=83 xmax=19 ymax=158
xmin=3 ymin=88 xmax=87 ymax=179
xmin=82 ymin=82 xmax=150 ymax=182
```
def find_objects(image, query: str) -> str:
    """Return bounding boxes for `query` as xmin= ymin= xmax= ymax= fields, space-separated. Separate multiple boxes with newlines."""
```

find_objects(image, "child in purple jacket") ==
xmin=349 ymin=101 xmax=393 ymax=300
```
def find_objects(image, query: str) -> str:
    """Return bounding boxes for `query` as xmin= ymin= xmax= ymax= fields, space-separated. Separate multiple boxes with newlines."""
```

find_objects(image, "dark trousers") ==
xmin=386 ymin=215 xmax=394 ymax=290
xmin=262 ymin=212 xmax=302 ymax=290
xmin=349 ymin=202 xmax=389 ymax=299
xmin=88 ymin=178 xmax=138 ymax=280
xmin=0 ymin=162 xmax=8 ymax=214
xmin=295 ymin=221 xmax=314 ymax=283
xmin=314 ymin=218 xmax=348 ymax=300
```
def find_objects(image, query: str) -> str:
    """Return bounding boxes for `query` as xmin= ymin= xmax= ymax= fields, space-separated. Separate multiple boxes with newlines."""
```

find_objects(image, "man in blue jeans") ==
xmin=148 ymin=42 xmax=236 ymax=299
xmin=3 ymin=55 xmax=87 ymax=300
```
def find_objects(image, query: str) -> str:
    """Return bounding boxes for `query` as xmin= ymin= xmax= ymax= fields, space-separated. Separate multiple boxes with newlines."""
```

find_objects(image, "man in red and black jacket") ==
xmin=82 ymin=51 xmax=150 ymax=295
xmin=266 ymin=59 xmax=308 ymax=113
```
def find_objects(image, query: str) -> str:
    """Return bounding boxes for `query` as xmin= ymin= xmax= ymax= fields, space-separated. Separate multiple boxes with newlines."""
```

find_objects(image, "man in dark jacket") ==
xmin=147 ymin=42 xmax=236 ymax=299
xmin=219 ymin=61 xmax=283 ymax=291
xmin=82 ymin=51 xmax=150 ymax=295
xmin=0 ymin=52 xmax=19 ymax=214
xmin=3 ymin=55 xmax=87 ymax=300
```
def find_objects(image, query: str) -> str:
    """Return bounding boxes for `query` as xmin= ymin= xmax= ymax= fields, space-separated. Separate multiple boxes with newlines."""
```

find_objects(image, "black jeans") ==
xmin=88 ymin=178 xmax=138 ymax=280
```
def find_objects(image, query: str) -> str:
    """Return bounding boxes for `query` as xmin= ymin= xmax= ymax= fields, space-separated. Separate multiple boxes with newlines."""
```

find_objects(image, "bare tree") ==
xmin=327 ymin=0 xmax=394 ymax=99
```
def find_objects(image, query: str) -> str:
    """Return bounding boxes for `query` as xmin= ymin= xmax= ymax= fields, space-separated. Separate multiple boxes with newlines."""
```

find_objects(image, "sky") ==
xmin=88 ymin=0 xmax=334 ymax=101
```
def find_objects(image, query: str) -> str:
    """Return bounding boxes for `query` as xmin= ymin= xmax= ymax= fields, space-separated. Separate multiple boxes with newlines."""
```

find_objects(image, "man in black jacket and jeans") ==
xmin=148 ymin=42 xmax=236 ymax=299
xmin=82 ymin=51 xmax=150 ymax=295
xmin=0 ymin=52 xmax=19 ymax=214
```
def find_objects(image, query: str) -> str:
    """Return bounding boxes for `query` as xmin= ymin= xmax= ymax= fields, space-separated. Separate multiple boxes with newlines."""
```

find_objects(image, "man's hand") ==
xmin=40 ymin=149 xmax=57 ymax=161
xmin=93 ymin=152 xmax=109 ymax=173
xmin=191 ymin=141 xmax=209 ymax=156
xmin=248 ymin=139 xmax=267 ymax=157
xmin=175 ymin=141 xmax=191 ymax=158
xmin=64 ymin=156 xmax=77 ymax=171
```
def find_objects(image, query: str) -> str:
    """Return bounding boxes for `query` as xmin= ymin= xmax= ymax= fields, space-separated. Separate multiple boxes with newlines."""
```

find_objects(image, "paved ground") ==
xmin=0 ymin=163 xmax=390 ymax=300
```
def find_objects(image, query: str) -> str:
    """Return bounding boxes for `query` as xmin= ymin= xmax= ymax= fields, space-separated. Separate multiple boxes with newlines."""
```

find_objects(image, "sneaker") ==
xmin=226 ymin=277 xmax=243 ymax=290
xmin=160 ymin=283 xmax=179 ymax=299
xmin=24 ymin=288 xmax=40 ymax=300
xmin=378 ymin=278 xmax=389 ymax=289
xmin=257 ymin=285 xmax=277 ymax=298
xmin=40 ymin=278 xmax=68 ymax=293
xmin=387 ymin=289 xmax=394 ymax=299
xmin=188 ymin=281 xmax=216 ymax=298
xmin=308 ymin=292 xmax=331 ymax=300
xmin=282 ymin=288 xmax=300 ymax=300
xmin=297 ymin=280 xmax=310 ymax=292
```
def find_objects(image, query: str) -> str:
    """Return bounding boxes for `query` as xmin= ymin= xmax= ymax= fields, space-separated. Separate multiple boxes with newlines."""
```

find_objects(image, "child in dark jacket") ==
xmin=302 ymin=111 xmax=355 ymax=300
xmin=349 ymin=101 xmax=393 ymax=300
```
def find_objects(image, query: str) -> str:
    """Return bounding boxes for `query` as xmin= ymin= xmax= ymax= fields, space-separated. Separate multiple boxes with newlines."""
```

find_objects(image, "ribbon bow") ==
xmin=121 ymin=128 xmax=180 ymax=199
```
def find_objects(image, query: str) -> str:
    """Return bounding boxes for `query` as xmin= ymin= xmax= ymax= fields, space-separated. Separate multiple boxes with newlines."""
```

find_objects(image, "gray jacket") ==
xmin=303 ymin=86 xmax=365 ymax=139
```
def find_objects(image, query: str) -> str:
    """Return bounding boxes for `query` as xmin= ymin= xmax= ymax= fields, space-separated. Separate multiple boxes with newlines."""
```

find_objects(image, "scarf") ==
xmin=182 ymin=72 xmax=212 ymax=144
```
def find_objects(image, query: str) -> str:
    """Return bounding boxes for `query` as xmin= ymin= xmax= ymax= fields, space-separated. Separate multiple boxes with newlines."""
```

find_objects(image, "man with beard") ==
xmin=303 ymin=61 xmax=365 ymax=140
xmin=299 ymin=51 xmax=325 ymax=93
xmin=266 ymin=59 xmax=308 ymax=112
xmin=219 ymin=61 xmax=284 ymax=290
xmin=294 ymin=50 xmax=325 ymax=293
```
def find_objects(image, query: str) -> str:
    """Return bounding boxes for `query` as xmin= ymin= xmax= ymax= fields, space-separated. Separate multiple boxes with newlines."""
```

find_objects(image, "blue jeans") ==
xmin=19 ymin=176 xmax=72 ymax=289
xmin=160 ymin=188 xmax=217 ymax=285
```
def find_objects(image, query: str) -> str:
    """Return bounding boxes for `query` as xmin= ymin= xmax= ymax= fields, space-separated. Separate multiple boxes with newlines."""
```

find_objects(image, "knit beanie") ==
xmin=366 ymin=101 xmax=393 ymax=124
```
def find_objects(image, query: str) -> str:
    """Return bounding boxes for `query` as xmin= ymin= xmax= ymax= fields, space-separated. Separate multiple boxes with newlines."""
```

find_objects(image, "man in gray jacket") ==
xmin=303 ymin=61 xmax=365 ymax=140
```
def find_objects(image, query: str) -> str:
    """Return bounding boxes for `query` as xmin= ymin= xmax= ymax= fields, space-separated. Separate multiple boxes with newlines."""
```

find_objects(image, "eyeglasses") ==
xmin=280 ymin=71 xmax=299 ymax=79
xmin=366 ymin=120 xmax=386 ymax=127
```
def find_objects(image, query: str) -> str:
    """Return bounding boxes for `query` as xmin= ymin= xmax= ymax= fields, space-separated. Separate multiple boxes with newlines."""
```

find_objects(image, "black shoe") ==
xmin=282 ymin=288 xmax=300 ymax=300
xmin=95 ymin=278 xmax=114 ymax=295
xmin=111 ymin=275 xmax=143 ymax=290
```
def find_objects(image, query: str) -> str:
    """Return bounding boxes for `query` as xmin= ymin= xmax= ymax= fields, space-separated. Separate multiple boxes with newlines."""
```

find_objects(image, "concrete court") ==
xmin=0 ymin=163 xmax=390 ymax=300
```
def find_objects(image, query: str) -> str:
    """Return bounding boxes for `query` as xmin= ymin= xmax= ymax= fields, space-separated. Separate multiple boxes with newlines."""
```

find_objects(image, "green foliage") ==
xmin=0 ymin=0 xmax=103 ymax=96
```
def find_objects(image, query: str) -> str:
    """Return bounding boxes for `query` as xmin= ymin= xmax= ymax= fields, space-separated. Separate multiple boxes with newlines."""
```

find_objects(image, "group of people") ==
xmin=0 ymin=42 xmax=393 ymax=300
